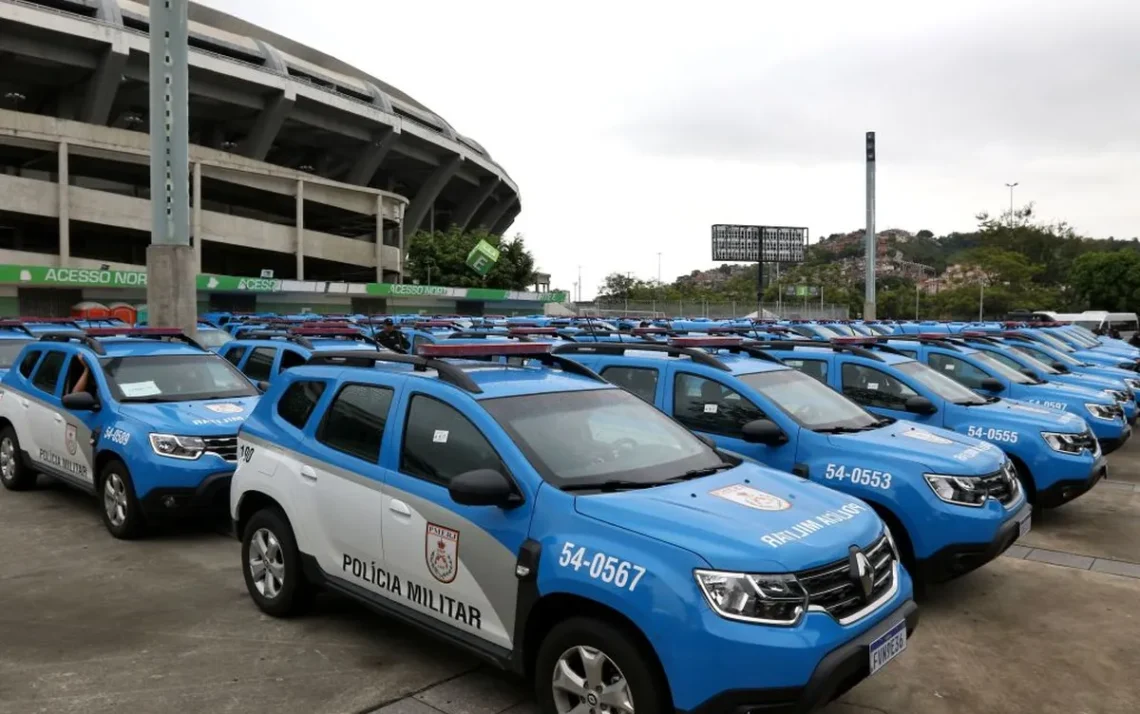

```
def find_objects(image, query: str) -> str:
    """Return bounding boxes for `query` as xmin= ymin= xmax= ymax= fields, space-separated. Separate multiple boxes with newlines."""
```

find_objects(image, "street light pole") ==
xmin=1005 ymin=182 xmax=1019 ymax=225
xmin=657 ymin=252 xmax=662 ymax=284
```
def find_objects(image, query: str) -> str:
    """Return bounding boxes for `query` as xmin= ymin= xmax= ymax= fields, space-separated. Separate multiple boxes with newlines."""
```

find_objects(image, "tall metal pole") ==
xmin=147 ymin=0 xmax=196 ymax=335
xmin=577 ymin=265 xmax=582 ymax=302
xmin=1005 ymin=182 xmax=1018 ymax=225
xmin=979 ymin=281 xmax=985 ymax=321
xmin=864 ymin=132 xmax=877 ymax=320
xmin=656 ymin=252 xmax=662 ymax=283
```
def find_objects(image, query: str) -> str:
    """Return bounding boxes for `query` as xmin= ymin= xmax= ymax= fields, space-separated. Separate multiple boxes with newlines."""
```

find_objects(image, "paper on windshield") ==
xmin=120 ymin=380 xmax=161 ymax=398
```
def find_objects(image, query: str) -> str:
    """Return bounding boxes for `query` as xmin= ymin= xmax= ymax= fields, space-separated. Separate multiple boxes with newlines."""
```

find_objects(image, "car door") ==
xmin=57 ymin=353 xmax=102 ymax=486
xmin=300 ymin=377 xmax=399 ymax=580
xmin=381 ymin=382 xmax=529 ymax=651
xmin=927 ymin=352 xmax=1009 ymax=397
xmin=839 ymin=362 xmax=941 ymax=428
xmin=667 ymin=368 xmax=798 ymax=471
xmin=2 ymin=348 xmax=44 ymax=463
xmin=23 ymin=349 xmax=73 ymax=478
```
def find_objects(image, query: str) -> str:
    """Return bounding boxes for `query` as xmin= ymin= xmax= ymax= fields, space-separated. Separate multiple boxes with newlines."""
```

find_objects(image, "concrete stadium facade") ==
xmin=0 ymin=0 xmax=521 ymax=301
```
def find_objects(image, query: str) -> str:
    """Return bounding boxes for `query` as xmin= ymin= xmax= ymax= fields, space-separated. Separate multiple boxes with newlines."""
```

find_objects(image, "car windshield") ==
xmin=810 ymin=324 xmax=843 ymax=338
xmin=1030 ymin=331 xmax=1075 ymax=353
xmin=197 ymin=329 xmax=233 ymax=349
xmin=736 ymin=369 xmax=881 ymax=431
xmin=0 ymin=339 xmax=31 ymax=368
xmin=99 ymin=354 xmax=259 ymax=402
xmin=1064 ymin=330 xmax=1100 ymax=347
xmin=866 ymin=324 xmax=892 ymax=335
xmin=971 ymin=351 xmax=1036 ymax=384
xmin=1011 ymin=343 xmax=1081 ymax=368
xmin=1005 ymin=348 xmax=1060 ymax=374
xmin=894 ymin=360 xmax=987 ymax=405
xmin=484 ymin=388 xmax=725 ymax=489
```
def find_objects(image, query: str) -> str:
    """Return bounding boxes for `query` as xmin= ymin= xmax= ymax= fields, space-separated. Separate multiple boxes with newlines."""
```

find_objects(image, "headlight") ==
xmin=1042 ymin=431 xmax=1086 ymax=454
xmin=1085 ymin=402 xmax=1121 ymax=421
xmin=1101 ymin=389 xmax=1129 ymax=404
xmin=924 ymin=473 xmax=987 ymax=507
xmin=149 ymin=433 xmax=206 ymax=460
xmin=694 ymin=570 xmax=808 ymax=625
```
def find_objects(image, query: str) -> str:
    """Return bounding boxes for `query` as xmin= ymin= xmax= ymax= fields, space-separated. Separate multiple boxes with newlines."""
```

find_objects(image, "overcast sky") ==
xmin=203 ymin=0 xmax=1140 ymax=298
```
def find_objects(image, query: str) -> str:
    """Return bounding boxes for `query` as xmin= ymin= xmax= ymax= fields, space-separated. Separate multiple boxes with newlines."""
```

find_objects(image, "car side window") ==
xmin=400 ymin=394 xmax=503 ymax=486
xmin=17 ymin=350 xmax=40 ymax=378
xmin=893 ymin=348 xmax=918 ymax=359
xmin=600 ymin=365 xmax=659 ymax=403
xmin=31 ymin=351 xmax=66 ymax=395
xmin=841 ymin=363 xmax=917 ymax=411
xmin=782 ymin=358 xmax=828 ymax=383
xmin=316 ymin=384 xmax=394 ymax=462
xmin=278 ymin=380 xmax=327 ymax=430
xmin=241 ymin=347 xmax=276 ymax=382
xmin=672 ymin=373 xmax=765 ymax=437
xmin=928 ymin=353 xmax=991 ymax=389
xmin=223 ymin=346 xmax=246 ymax=366
xmin=279 ymin=349 xmax=307 ymax=371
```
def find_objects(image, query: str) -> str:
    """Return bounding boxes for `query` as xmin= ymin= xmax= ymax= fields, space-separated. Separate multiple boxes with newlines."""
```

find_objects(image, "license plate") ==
xmin=1019 ymin=510 xmax=1032 ymax=538
xmin=869 ymin=620 xmax=907 ymax=675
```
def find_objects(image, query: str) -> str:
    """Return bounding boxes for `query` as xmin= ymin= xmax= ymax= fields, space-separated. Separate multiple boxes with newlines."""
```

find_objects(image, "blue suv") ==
xmin=0 ymin=328 xmax=259 ymax=538
xmin=231 ymin=341 xmax=917 ymax=713
xmin=554 ymin=337 xmax=1030 ymax=585
xmin=762 ymin=338 xmax=1105 ymax=508
xmin=220 ymin=327 xmax=385 ymax=384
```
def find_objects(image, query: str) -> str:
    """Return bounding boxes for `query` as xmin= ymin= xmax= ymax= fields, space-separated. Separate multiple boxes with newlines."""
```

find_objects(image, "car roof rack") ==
xmin=37 ymin=331 xmax=108 ymax=355
xmin=880 ymin=334 xmax=962 ymax=351
xmin=306 ymin=344 xmax=605 ymax=393
xmin=83 ymin=327 xmax=206 ymax=351
xmin=553 ymin=342 xmax=732 ymax=372
xmin=0 ymin=321 xmax=35 ymax=337
xmin=744 ymin=338 xmax=906 ymax=362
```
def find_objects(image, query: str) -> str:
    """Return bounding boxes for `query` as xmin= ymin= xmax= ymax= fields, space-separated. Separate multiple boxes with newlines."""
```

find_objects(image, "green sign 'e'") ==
xmin=466 ymin=239 xmax=501 ymax=277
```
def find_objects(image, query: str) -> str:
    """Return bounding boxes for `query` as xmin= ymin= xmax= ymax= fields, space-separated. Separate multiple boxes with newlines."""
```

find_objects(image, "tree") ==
xmin=1068 ymin=251 xmax=1140 ymax=311
xmin=405 ymin=227 xmax=536 ymax=290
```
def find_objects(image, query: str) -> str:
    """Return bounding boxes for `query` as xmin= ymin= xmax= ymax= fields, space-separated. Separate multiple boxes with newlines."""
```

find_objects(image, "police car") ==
xmin=762 ymin=338 xmax=1105 ymax=509
xmin=0 ymin=321 xmax=36 ymax=376
xmin=220 ymin=327 xmax=385 ymax=384
xmin=231 ymin=341 xmax=917 ymax=713
xmin=0 ymin=327 xmax=259 ymax=538
xmin=554 ymin=337 xmax=1029 ymax=585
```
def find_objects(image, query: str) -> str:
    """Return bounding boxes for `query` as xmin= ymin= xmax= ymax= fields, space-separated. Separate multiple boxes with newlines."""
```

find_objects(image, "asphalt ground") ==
xmin=3 ymin=442 xmax=1140 ymax=714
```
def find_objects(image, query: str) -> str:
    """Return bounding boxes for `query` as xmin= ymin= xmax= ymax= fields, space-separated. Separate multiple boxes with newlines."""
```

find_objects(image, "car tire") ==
xmin=534 ymin=616 xmax=668 ymax=714
xmin=0 ymin=425 xmax=36 ymax=491
xmin=241 ymin=507 xmax=314 ymax=617
xmin=99 ymin=461 xmax=145 ymax=540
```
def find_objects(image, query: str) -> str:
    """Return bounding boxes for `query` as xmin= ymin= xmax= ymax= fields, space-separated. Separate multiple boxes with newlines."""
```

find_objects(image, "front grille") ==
xmin=203 ymin=436 xmax=238 ymax=462
xmin=1111 ymin=390 xmax=1130 ymax=404
xmin=1073 ymin=429 xmax=1098 ymax=453
xmin=795 ymin=533 xmax=895 ymax=623
xmin=980 ymin=463 xmax=1019 ymax=506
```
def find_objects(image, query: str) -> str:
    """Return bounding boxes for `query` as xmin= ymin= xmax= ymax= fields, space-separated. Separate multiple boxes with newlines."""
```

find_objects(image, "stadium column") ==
xmin=404 ymin=156 xmax=462 ymax=235
xmin=450 ymin=178 xmax=499 ymax=232
xmin=192 ymin=162 xmax=202 ymax=273
xmin=375 ymin=194 xmax=383 ymax=282
xmin=58 ymin=141 xmax=69 ymax=264
xmin=146 ymin=0 xmax=196 ymax=337
xmin=296 ymin=179 xmax=305 ymax=279
xmin=479 ymin=195 xmax=518 ymax=233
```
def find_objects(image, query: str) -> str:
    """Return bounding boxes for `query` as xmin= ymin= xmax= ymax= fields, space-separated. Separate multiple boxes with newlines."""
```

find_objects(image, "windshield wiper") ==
xmin=560 ymin=480 xmax=660 ymax=493
xmin=663 ymin=463 xmax=735 ymax=482
xmin=815 ymin=425 xmax=875 ymax=434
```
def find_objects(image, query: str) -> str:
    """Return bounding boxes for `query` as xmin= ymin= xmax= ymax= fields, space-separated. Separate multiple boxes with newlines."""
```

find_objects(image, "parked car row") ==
xmin=1 ymin=313 xmax=1133 ymax=713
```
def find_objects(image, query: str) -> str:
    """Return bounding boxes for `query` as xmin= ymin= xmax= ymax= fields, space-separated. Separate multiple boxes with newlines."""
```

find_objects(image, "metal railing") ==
xmin=581 ymin=300 xmax=850 ymax=320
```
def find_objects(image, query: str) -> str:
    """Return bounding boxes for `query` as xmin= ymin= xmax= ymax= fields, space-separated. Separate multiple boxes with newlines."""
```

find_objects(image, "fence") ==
xmin=579 ymin=300 xmax=849 ymax=321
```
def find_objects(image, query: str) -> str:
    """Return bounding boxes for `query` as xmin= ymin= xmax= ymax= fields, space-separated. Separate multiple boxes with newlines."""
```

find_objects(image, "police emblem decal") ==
xmin=426 ymin=523 xmax=460 ymax=583
xmin=65 ymin=424 xmax=77 ymax=456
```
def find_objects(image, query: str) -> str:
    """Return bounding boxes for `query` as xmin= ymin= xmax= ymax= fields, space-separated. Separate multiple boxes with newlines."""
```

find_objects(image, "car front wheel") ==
xmin=100 ymin=461 xmax=145 ymax=539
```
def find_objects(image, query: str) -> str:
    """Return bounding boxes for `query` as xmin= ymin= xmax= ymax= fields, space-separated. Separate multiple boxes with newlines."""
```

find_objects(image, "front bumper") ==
xmin=139 ymin=470 xmax=233 ymax=519
xmin=1037 ymin=457 xmax=1107 ymax=508
xmin=681 ymin=599 xmax=920 ymax=714
xmin=915 ymin=502 xmax=1028 ymax=583
xmin=1098 ymin=423 xmax=1132 ymax=455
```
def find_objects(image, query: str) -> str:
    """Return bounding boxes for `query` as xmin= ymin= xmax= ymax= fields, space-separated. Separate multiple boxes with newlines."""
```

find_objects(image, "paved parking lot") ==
xmin=3 ymin=445 xmax=1140 ymax=714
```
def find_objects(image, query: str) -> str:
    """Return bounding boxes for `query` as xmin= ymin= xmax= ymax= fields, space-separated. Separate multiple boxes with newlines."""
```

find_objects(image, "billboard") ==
xmin=711 ymin=225 xmax=808 ymax=262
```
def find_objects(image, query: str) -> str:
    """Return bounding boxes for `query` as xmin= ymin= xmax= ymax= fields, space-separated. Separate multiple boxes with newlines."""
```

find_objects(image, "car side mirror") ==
xmin=741 ymin=418 xmax=787 ymax=446
xmin=62 ymin=392 xmax=98 ymax=411
xmin=449 ymin=469 xmax=521 ymax=508
xmin=1020 ymin=368 xmax=1037 ymax=379
xmin=1052 ymin=362 xmax=1070 ymax=373
xmin=980 ymin=377 xmax=1004 ymax=392
xmin=257 ymin=380 xmax=271 ymax=393
xmin=904 ymin=395 xmax=937 ymax=415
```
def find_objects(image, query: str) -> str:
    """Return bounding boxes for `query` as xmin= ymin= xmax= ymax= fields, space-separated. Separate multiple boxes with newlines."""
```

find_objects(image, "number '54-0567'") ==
xmin=558 ymin=542 xmax=647 ymax=592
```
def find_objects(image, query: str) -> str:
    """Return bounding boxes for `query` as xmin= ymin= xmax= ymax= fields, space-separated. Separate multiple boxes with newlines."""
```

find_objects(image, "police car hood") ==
xmin=573 ymin=464 xmax=883 ymax=572
xmin=116 ymin=396 xmax=257 ymax=434
xmin=1026 ymin=380 xmax=1111 ymax=403
xmin=972 ymin=398 xmax=1086 ymax=432
xmin=828 ymin=421 xmax=1005 ymax=475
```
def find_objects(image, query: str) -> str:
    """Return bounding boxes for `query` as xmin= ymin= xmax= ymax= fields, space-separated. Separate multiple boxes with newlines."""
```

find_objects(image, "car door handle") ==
xmin=389 ymin=499 xmax=412 ymax=517
xmin=53 ymin=414 xmax=64 ymax=423
xmin=18 ymin=398 xmax=28 ymax=408
xmin=299 ymin=465 xmax=318 ymax=481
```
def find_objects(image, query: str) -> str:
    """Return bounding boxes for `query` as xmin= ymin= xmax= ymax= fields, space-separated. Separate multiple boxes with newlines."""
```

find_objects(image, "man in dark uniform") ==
xmin=374 ymin=318 xmax=411 ymax=353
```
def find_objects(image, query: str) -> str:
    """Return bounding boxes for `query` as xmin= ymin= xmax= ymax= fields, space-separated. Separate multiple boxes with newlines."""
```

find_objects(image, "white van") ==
xmin=1032 ymin=311 xmax=1139 ymax=339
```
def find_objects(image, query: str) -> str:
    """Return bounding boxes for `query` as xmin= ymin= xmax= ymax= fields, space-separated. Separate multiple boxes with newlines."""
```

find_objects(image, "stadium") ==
xmin=0 ymin=0 xmax=523 ymax=314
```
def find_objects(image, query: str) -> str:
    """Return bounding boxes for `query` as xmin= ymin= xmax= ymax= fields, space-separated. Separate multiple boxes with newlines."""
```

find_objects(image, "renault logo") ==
xmin=849 ymin=546 xmax=875 ymax=600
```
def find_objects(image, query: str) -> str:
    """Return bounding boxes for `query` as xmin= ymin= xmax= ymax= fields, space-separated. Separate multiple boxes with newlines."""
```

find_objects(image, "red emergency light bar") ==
xmin=831 ymin=336 xmax=878 ymax=345
xmin=669 ymin=336 xmax=743 ymax=348
xmin=917 ymin=333 xmax=950 ymax=340
xmin=21 ymin=317 xmax=79 ymax=323
xmin=1003 ymin=321 xmax=1028 ymax=327
xmin=961 ymin=330 xmax=990 ymax=338
xmin=508 ymin=327 xmax=558 ymax=335
xmin=85 ymin=327 xmax=183 ymax=337
xmin=631 ymin=327 xmax=669 ymax=335
xmin=0 ymin=320 xmax=29 ymax=328
xmin=508 ymin=321 xmax=540 ymax=328
xmin=417 ymin=342 xmax=553 ymax=358
xmin=298 ymin=321 xmax=356 ymax=329
xmin=290 ymin=327 xmax=363 ymax=337
xmin=1002 ymin=331 xmax=1027 ymax=339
